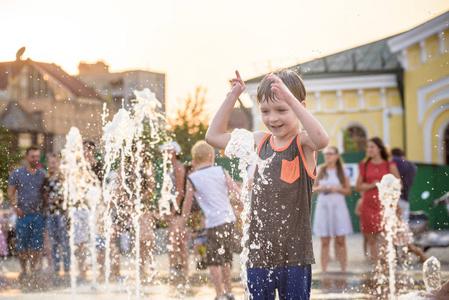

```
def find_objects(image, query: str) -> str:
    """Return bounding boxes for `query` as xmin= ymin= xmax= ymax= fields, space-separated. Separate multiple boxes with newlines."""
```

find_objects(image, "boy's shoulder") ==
xmin=254 ymin=131 xmax=270 ymax=146
xmin=189 ymin=165 xmax=222 ymax=177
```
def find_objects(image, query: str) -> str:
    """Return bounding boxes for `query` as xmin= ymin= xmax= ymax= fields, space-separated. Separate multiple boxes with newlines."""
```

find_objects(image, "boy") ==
xmin=182 ymin=141 xmax=240 ymax=300
xmin=206 ymin=70 xmax=329 ymax=300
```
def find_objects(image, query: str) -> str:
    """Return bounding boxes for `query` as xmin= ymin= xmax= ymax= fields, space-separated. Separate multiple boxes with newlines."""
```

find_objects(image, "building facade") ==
xmin=0 ymin=52 xmax=105 ymax=153
xmin=246 ymin=12 xmax=449 ymax=165
xmin=78 ymin=61 xmax=166 ymax=111
xmin=387 ymin=12 xmax=449 ymax=164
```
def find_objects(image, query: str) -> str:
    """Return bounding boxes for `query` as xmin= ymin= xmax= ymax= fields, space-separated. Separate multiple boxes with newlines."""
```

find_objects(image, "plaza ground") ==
xmin=0 ymin=234 xmax=448 ymax=299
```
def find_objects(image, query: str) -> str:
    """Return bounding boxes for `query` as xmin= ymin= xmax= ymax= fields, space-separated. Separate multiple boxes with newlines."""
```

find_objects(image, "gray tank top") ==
xmin=248 ymin=133 xmax=315 ymax=268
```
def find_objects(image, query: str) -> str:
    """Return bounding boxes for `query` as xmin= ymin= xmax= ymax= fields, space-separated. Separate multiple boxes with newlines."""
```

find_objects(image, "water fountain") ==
xmin=60 ymin=127 xmax=102 ymax=293
xmin=375 ymin=173 xmax=402 ymax=299
xmin=3 ymin=93 xmax=447 ymax=300
xmin=373 ymin=174 xmax=449 ymax=300
xmin=398 ymin=256 xmax=446 ymax=299
xmin=224 ymin=128 xmax=274 ymax=298
xmin=423 ymin=256 xmax=442 ymax=293
xmin=59 ymin=88 xmax=177 ymax=299
xmin=100 ymin=88 xmax=172 ymax=298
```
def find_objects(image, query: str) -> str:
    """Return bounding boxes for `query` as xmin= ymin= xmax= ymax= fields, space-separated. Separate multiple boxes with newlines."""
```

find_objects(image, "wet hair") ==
xmin=367 ymin=137 xmax=389 ymax=161
xmin=25 ymin=145 xmax=40 ymax=155
xmin=191 ymin=140 xmax=214 ymax=164
xmin=316 ymin=146 xmax=346 ymax=185
xmin=256 ymin=69 xmax=306 ymax=103
xmin=391 ymin=148 xmax=404 ymax=157
xmin=83 ymin=140 xmax=96 ymax=150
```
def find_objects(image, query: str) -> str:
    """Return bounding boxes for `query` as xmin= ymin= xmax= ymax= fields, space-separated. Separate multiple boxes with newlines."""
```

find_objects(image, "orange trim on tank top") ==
xmin=269 ymin=135 xmax=297 ymax=152
xmin=257 ymin=133 xmax=271 ymax=156
xmin=296 ymin=135 xmax=317 ymax=180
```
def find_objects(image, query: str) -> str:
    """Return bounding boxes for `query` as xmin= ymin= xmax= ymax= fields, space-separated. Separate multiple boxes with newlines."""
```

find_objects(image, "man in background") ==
xmin=8 ymin=146 xmax=46 ymax=285
xmin=391 ymin=148 xmax=417 ymax=223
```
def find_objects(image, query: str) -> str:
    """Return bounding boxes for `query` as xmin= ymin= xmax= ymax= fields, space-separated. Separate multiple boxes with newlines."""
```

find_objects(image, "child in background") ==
xmin=182 ymin=141 xmax=241 ymax=300
xmin=206 ymin=70 xmax=329 ymax=300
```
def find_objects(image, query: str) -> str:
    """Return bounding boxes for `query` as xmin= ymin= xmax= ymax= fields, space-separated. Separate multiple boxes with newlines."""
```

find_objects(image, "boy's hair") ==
xmin=191 ymin=141 xmax=214 ymax=164
xmin=257 ymin=69 xmax=306 ymax=103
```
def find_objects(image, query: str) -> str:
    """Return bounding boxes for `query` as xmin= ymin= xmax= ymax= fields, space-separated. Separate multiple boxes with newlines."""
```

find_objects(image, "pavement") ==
xmin=0 ymin=233 xmax=448 ymax=299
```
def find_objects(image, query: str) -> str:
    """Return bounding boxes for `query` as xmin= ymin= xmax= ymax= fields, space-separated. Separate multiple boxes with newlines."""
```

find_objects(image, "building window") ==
xmin=18 ymin=133 xmax=32 ymax=149
xmin=444 ymin=124 xmax=449 ymax=165
xmin=37 ymin=133 xmax=45 ymax=148
xmin=343 ymin=126 xmax=367 ymax=152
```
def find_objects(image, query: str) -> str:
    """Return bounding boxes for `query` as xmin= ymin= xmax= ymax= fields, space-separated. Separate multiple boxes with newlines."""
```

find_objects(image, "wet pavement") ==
xmin=1 ymin=234 xmax=448 ymax=299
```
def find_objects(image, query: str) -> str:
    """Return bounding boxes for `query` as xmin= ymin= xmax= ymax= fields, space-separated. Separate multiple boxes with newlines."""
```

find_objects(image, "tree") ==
xmin=0 ymin=126 xmax=21 ymax=201
xmin=169 ymin=87 xmax=209 ymax=161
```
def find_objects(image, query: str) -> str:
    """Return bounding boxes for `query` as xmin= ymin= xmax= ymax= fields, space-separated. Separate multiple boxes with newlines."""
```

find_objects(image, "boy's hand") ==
xmin=268 ymin=74 xmax=297 ymax=104
xmin=229 ymin=70 xmax=246 ymax=96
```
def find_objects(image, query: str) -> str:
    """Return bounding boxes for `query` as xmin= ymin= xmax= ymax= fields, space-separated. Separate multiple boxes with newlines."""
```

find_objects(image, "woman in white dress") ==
xmin=313 ymin=146 xmax=353 ymax=272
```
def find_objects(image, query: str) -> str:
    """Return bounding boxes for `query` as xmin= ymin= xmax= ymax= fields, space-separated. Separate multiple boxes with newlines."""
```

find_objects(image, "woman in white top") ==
xmin=313 ymin=146 xmax=353 ymax=272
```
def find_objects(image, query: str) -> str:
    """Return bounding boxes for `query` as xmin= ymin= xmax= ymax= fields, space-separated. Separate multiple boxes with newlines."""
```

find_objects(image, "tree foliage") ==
xmin=0 ymin=126 xmax=21 ymax=200
xmin=169 ymin=86 xmax=209 ymax=161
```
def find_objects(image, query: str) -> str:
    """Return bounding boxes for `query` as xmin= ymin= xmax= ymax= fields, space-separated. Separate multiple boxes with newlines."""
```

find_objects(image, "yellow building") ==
xmin=246 ymin=11 xmax=449 ymax=165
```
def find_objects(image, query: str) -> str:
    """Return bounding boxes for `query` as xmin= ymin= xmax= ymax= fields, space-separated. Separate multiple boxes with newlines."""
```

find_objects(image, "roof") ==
xmin=32 ymin=61 xmax=102 ymax=99
xmin=246 ymin=38 xmax=402 ymax=84
xmin=0 ymin=61 xmax=25 ymax=90
xmin=0 ymin=101 xmax=44 ymax=132
xmin=388 ymin=11 xmax=449 ymax=53
xmin=0 ymin=59 xmax=103 ymax=100
xmin=246 ymin=11 xmax=449 ymax=84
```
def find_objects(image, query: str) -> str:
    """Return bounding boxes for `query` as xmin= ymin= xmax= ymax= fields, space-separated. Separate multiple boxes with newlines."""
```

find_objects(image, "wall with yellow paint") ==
xmin=403 ymin=31 xmax=449 ymax=163
xmin=251 ymin=86 xmax=404 ymax=151
xmin=248 ymin=13 xmax=449 ymax=164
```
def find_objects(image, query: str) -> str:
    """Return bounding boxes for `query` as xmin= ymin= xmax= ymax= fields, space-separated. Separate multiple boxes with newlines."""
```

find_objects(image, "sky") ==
xmin=1 ymin=0 xmax=448 ymax=117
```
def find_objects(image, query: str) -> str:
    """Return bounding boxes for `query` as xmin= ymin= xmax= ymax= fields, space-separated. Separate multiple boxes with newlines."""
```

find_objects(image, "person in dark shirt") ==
xmin=391 ymin=148 xmax=417 ymax=223
xmin=8 ymin=146 xmax=46 ymax=283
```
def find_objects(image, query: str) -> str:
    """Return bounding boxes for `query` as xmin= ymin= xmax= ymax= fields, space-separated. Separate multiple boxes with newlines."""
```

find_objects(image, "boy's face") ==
xmin=259 ymin=99 xmax=300 ymax=138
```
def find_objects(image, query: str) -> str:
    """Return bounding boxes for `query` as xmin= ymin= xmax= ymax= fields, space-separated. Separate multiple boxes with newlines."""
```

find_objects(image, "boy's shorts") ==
xmin=206 ymin=222 xmax=234 ymax=266
xmin=16 ymin=213 xmax=45 ymax=252
xmin=247 ymin=265 xmax=312 ymax=300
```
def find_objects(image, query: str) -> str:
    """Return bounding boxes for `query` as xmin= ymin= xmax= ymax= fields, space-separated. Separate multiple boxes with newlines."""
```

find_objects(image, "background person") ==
xmin=313 ymin=146 xmax=352 ymax=272
xmin=7 ymin=146 xmax=46 ymax=284
xmin=355 ymin=137 xmax=400 ymax=262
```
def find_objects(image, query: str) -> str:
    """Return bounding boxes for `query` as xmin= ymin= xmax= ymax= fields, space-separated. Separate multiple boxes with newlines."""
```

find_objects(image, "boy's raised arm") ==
xmin=206 ymin=71 xmax=246 ymax=150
